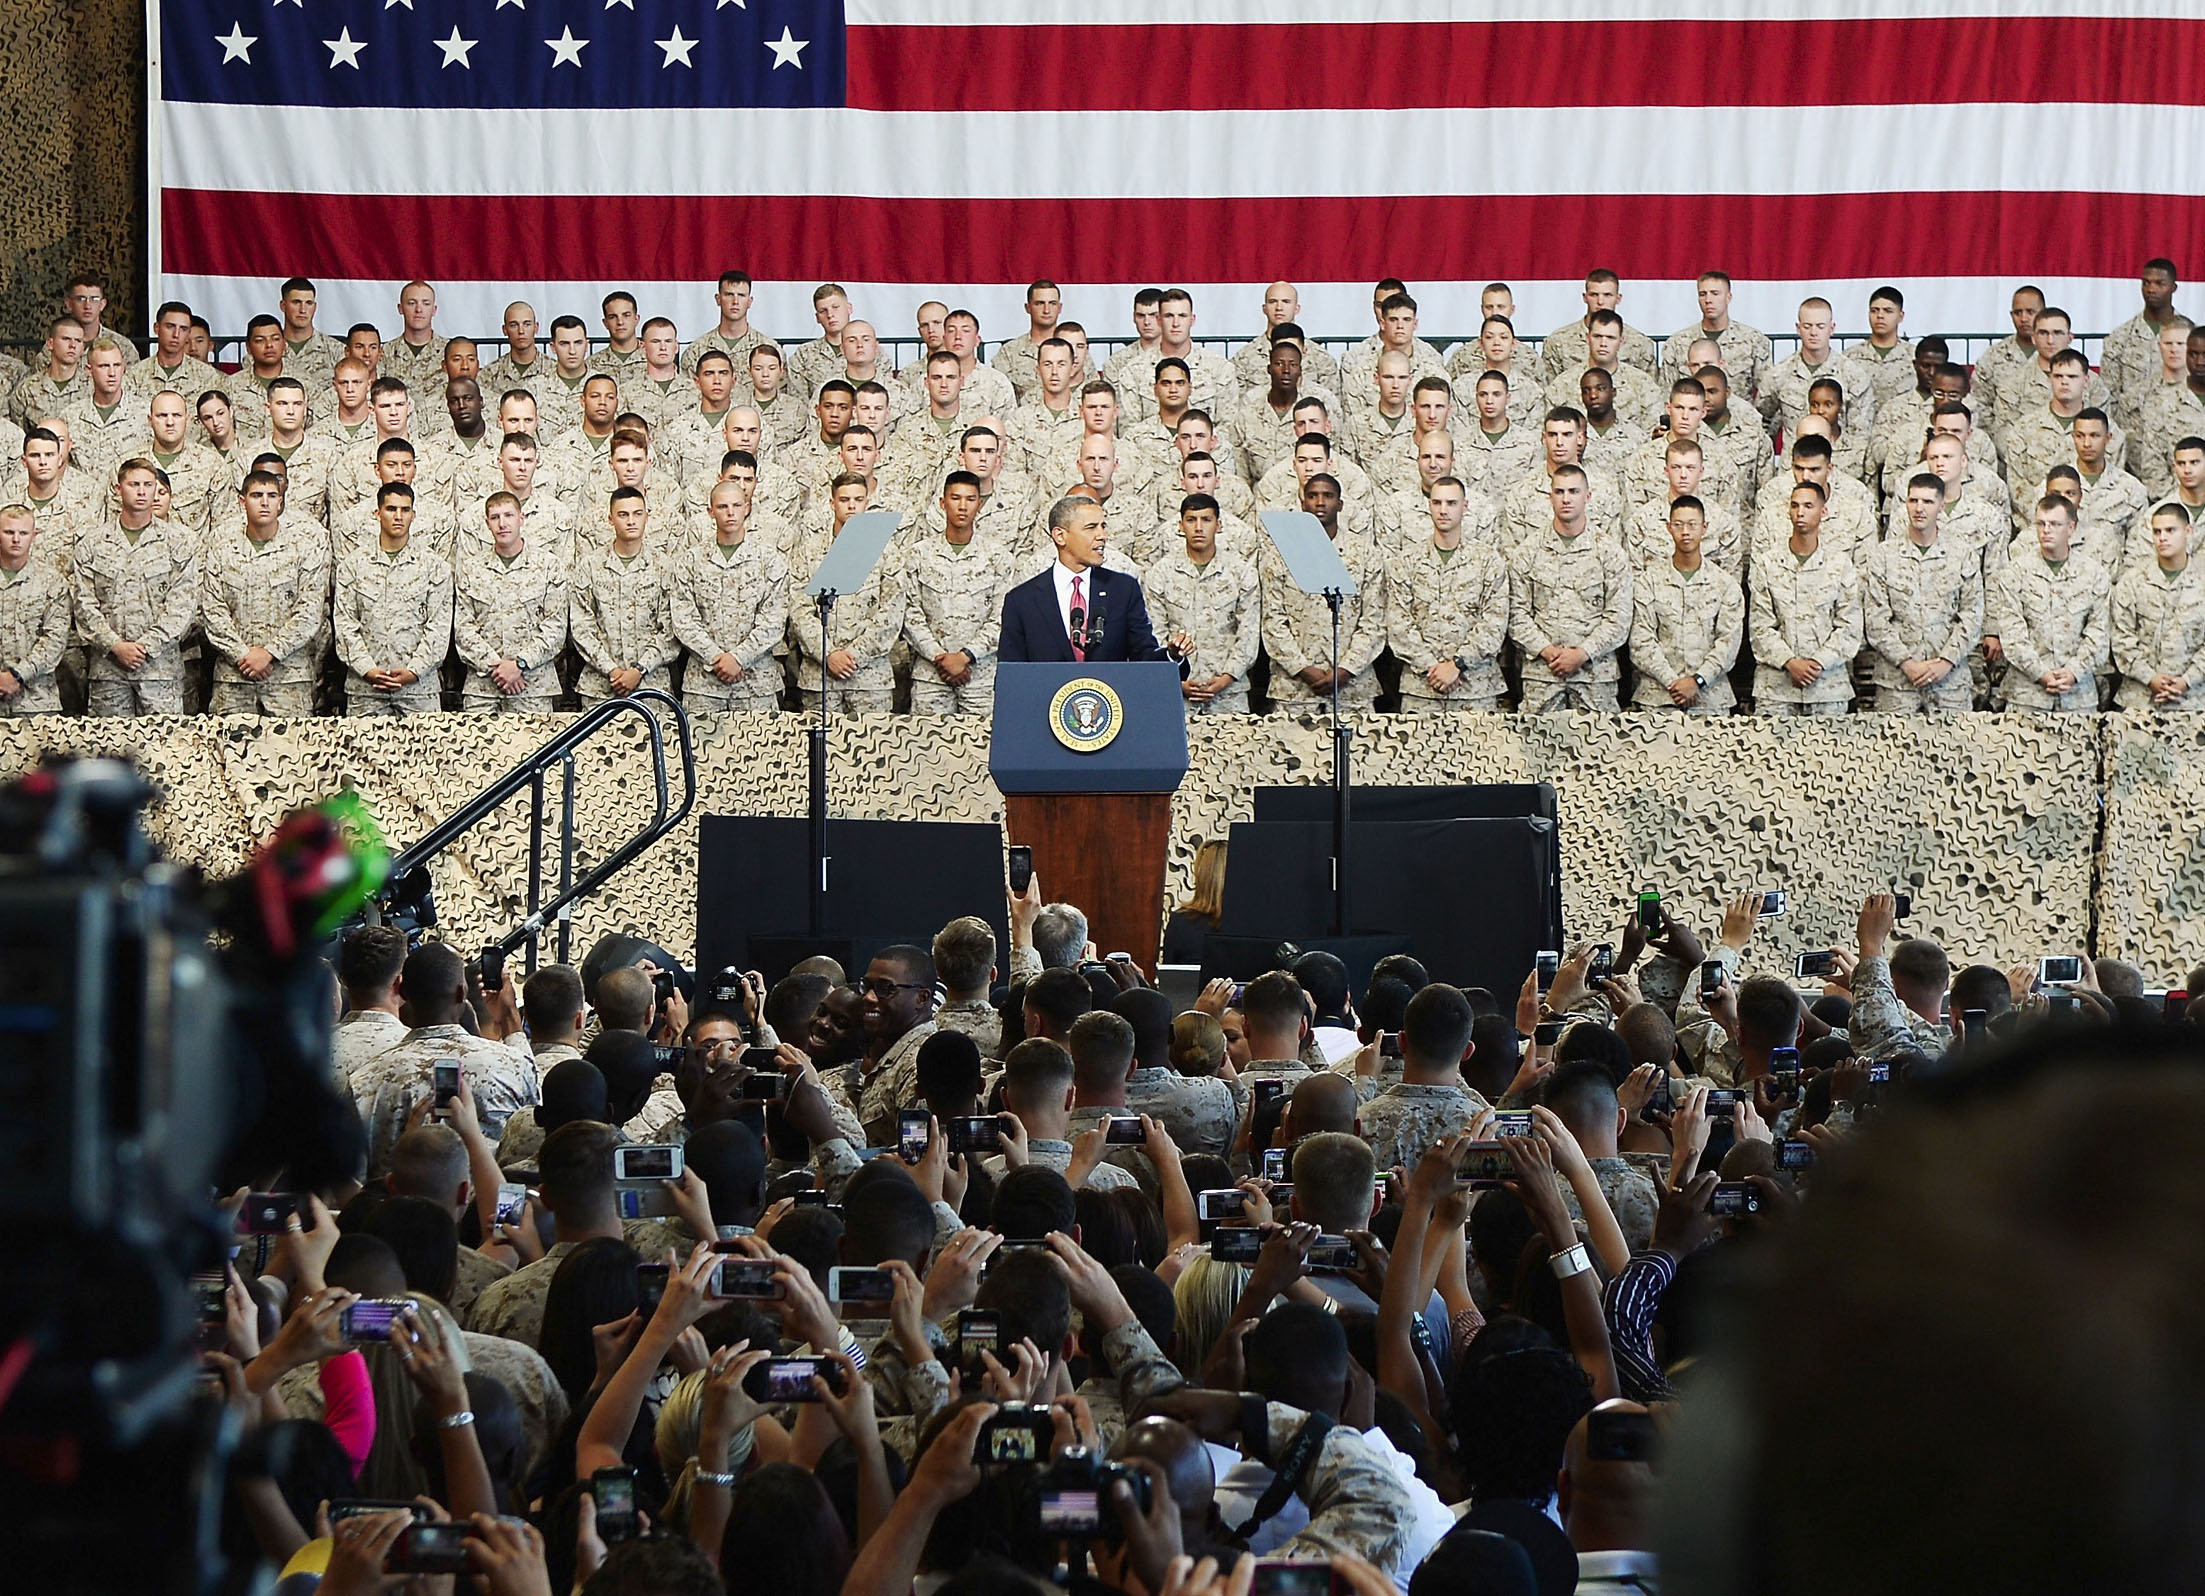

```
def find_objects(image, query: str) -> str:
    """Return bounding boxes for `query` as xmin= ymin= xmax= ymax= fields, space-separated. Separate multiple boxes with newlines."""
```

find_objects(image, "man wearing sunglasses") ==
xmin=855 ymin=944 xmax=941 ymax=1146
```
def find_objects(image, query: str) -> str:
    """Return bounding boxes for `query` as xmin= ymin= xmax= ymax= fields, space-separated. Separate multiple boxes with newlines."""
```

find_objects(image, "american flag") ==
xmin=156 ymin=0 xmax=2205 ymax=343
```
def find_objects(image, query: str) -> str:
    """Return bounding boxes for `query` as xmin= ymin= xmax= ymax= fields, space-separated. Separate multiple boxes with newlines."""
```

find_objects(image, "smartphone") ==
xmin=827 ymin=1266 xmax=897 ymax=1306
xmin=1866 ymin=1061 xmax=1893 ymax=1084
xmin=634 ymin=1261 xmax=671 ymax=1314
xmin=1777 ymin=1140 xmax=1816 ymax=1171
xmin=946 ymin=1115 xmax=1002 ymax=1155
xmin=240 ymin=1192 xmax=299 ymax=1235
xmin=1587 ymin=944 xmax=1614 ymax=982
xmin=1700 ymin=961 xmax=1725 ymax=998
xmin=1457 ymin=1142 xmax=1518 ymax=1188
xmin=739 ymin=1059 xmax=788 ymax=1099
xmin=432 ymin=1060 xmax=461 ymax=1108
xmin=1260 ymin=1147 xmax=1288 ymax=1182
xmin=1961 ymin=1008 xmax=1990 ymax=1042
xmin=613 ymin=1144 xmax=682 ymax=1184
xmin=899 ymin=1109 xmax=933 ymax=1164
xmin=1768 ymin=1046 xmax=1800 ymax=1090
xmin=651 ymin=969 xmax=676 ymax=1007
xmin=1586 ymin=1407 xmax=1657 ymax=1462
xmin=1795 ymin=950 xmax=1839 ymax=981
xmin=743 ymin=1355 xmax=843 ymax=1403
xmin=1534 ymin=1020 xmax=1563 ymax=1047
xmin=1008 ymin=844 xmax=1034 ymax=894
xmin=591 ymin=1466 xmax=639 ymax=1544
xmin=1761 ymin=890 xmax=1788 ymax=916
xmin=493 ymin=1182 xmax=527 ymax=1226
xmin=1250 ymin=1563 xmax=1344 ymax=1596
xmin=1103 ymin=1115 xmax=1145 ymax=1145
xmin=329 ymin=1499 xmax=432 ymax=1524
xmin=1710 ymin=1181 xmax=1762 ymax=1217
xmin=711 ymin=1258 xmax=786 ymax=1301
xmin=340 ymin=1298 xmax=407 ymax=1346
xmin=388 ymin=1522 xmax=473 ymax=1574
xmin=1210 ymin=1225 xmax=1265 ymax=1263
xmin=957 ymin=1309 xmax=1001 ymax=1379
xmin=1636 ymin=889 xmax=1661 ymax=934
xmin=2169 ymin=988 xmax=2192 ymax=1020
xmin=974 ymin=1402 xmax=1054 ymax=1462
xmin=1490 ymin=1110 xmax=1536 ymax=1137
xmin=1705 ymin=1089 xmax=1740 ymax=1117
xmin=1197 ymin=1188 xmax=1246 ymax=1221
xmin=1534 ymin=950 xmax=1560 ymax=991
xmin=1252 ymin=1078 xmax=1286 ymax=1106
xmin=479 ymin=945 xmax=507 ymax=995
xmin=616 ymin=1187 xmax=678 ymax=1220
xmin=1892 ymin=892 xmax=1912 ymax=920
xmin=192 ymin=1271 xmax=229 ymax=1351
xmin=2038 ymin=954 xmax=2083 ymax=986
xmin=1378 ymin=1030 xmax=1402 ymax=1060
xmin=792 ymin=1188 xmax=831 ymax=1208
xmin=1306 ymin=1234 xmax=1358 ymax=1272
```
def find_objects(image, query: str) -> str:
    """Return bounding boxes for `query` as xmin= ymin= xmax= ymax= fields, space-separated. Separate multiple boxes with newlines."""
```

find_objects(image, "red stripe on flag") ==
xmin=845 ymin=17 xmax=2205 ymax=111
xmin=162 ymin=188 xmax=2205 ymax=285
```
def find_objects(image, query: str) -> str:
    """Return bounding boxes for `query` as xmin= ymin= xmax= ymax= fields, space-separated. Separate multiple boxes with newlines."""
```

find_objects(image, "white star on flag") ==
xmin=717 ymin=0 xmax=745 ymax=8
xmin=385 ymin=0 xmax=415 ymax=10
xmin=605 ymin=0 xmax=634 ymax=9
xmin=216 ymin=22 xmax=256 ymax=62
xmin=495 ymin=0 xmax=525 ymax=8
xmin=657 ymin=26 xmax=697 ymax=66
xmin=545 ymin=26 xmax=588 ymax=65
xmin=323 ymin=28 xmax=366 ymax=67
xmin=765 ymin=26 xmax=807 ymax=68
xmin=434 ymin=26 xmax=477 ymax=66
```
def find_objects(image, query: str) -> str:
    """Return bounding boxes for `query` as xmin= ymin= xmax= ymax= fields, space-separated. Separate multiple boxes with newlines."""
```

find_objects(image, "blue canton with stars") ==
xmin=162 ymin=0 xmax=845 ymax=108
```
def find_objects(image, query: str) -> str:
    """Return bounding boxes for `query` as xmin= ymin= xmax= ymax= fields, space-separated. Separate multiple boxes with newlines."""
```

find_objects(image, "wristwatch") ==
xmin=1452 ymin=654 xmax=1471 ymax=675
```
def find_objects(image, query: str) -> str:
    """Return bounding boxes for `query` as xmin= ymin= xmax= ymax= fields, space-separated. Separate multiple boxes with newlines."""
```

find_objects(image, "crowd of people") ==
xmin=192 ymin=857 xmax=2205 ymax=1594
xmin=8 ymin=265 xmax=2205 ymax=719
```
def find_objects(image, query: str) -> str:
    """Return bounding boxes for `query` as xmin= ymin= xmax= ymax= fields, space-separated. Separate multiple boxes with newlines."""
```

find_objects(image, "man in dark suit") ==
xmin=999 ymin=496 xmax=1194 ymax=666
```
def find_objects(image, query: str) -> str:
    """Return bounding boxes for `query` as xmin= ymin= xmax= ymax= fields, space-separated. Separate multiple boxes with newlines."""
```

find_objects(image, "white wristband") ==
xmin=1548 ymin=1243 xmax=1592 ymax=1280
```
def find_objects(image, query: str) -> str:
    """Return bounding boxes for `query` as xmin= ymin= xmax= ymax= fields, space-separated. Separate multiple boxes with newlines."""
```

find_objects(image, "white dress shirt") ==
xmin=1051 ymin=557 xmax=1095 ymax=646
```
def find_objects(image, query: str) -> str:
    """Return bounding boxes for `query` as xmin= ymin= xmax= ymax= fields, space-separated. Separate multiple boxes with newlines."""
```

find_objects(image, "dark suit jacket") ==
xmin=998 ymin=564 xmax=1174 ymax=665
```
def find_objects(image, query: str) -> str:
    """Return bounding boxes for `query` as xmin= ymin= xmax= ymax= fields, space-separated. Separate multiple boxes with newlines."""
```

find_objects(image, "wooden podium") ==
xmin=990 ymin=664 xmax=1190 ymax=969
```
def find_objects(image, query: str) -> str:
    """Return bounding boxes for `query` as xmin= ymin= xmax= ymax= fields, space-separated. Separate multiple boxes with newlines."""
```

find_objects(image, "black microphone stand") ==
xmin=1325 ymin=585 xmax=1350 ymax=936
xmin=809 ymin=587 xmax=835 ymax=935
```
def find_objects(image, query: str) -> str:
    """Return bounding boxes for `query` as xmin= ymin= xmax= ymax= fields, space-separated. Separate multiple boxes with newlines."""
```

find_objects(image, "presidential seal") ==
xmin=1049 ymin=677 xmax=1124 ymax=752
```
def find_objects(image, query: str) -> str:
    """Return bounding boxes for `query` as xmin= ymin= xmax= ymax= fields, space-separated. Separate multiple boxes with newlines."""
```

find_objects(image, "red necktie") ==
xmin=1070 ymin=572 xmax=1087 ymax=662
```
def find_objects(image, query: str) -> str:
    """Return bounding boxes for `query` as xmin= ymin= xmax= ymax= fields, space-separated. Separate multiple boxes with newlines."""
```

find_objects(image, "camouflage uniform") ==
xmin=1233 ymin=336 xmax=1339 ymax=395
xmin=671 ymin=533 xmax=791 ymax=712
xmin=199 ymin=523 xmax=331 ymax=716
xmin=453 ymin=538 xmax=569 ymax=711
xmin=2003 ymin=407 xmax=2129 ymax=507
xmin=1458 ymin=425 xmax=1540 ymax=499
xmin=1144 ymin=546 xmax=1262 ymax=714
xmin=2101 ymin=310 xmax=2182 ymax=434
xmin=332 ymin=539 xmax=452 ymax=715
xmin=1545 ymin=363 xmax=1664 ymax=433
xmin=1540 ymin=319 xmax=1657 ymax=381
xmin=60 ymin=397 xmax=153 ymax=484
xmin=2112 ymin=557 xmax=2205 ymax=710
xmin=73 ymin=520 xmax=198 ymax=715
xmin=1622 ymin=434 xmax=1745 ymax=519
xmin=1123 ymin=1068 xmax=1239 ymax=1157
xmin=1749 ymin=474 xmax=1877 ymax=566
xmin=148 ymin=442 xmax=236 ymax=541
xmin=1499 ymin=466 xmax=1623 ymax=551
xmin=1861 ymin=535 xmax=1983 ymax=712
xmin=569 ymin=543 xmax=680 ymax=704
xmin=1622 ymin=497 xmax=1745 ymax=580
xmin=787 ymin=524 xmax=903 ymax=711
xmin=1628 ymin=560 xmax=1743 ymax=714
xmin=356 ymin=1022 xmax=543 ymax=1179
xmin=1758 ymin=353 xmax=1867 ymax=440
xmin=125 ymin=354 xmax=223 ymax=411
xmin=1660 ymin=319 xmax=1773 ymax=401
xmin=1258 ymin=533 xmax=1387 ymax=709
xmin=1509 ymin=527 xmax=1633 ymax=712
xmin=0 ymin=559 xmax=71 ymax=714
xmin=464 ymin=1241 xmax=579 ymax=1345
xmin=1986 ymin=548 xmax=2112 ymax=712
xmin=899 ymin=533 xmax=1011 ymax=714
xmin=1834 ymin=339 xmax=1917 ymax=421
xmin=1747 ymin=542 xmax=1862 ymax=714
xmin=1360 ymin=1081 xmax=1492 ymax=1174
xmin=10 ymin=367 xmax=88 ymax=430
xmin=1387 ymin=537 xmax=1509 ymax=711
xmin=281 ymin=333 xmax=346 ymax=396
xmin=383 ymin=337 xmax=451 ymax=393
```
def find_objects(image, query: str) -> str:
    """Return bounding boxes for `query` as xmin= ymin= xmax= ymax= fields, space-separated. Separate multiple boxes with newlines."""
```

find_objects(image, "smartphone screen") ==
xmin=898 ymin=1111 xmax=932 ymax=1164
xmin=1008 ymin=845 xmax=1034 ymax=894
xmin=958 ymin=1310 xmax=1001 ymax=1376
xmin=828 ymin=1266 xmax=897 ymax=1305
xmin=712 ymin=1258 xmax=786 ymax=1300
xmin=341 ymin=1299 xmax=402 ymax=1345
xmin=1535 ymin=950 xmax=1560 ymax=991
xmin=592 ymin=1468 xmax=638 ymax=1541
xmin=1260 ymin=1147 xmax=1288 ymax=1182
xmin=1197 ymin=1188 xmax=1245 ymax=1220
xmin=432 ymin=1060 xmax=461 ymax=1105
xmin=1637 ymin=890 xmax=1661 ymax=933
xmin=615 ymin=1144 xmax=681 ymax=1182
xmin=1210 ymin=1225 xmax=1264 ymax=1263
xmin=636 ymin=1262 xmax=670 ymax=1314
xmin=493 ymin=1182 xmax=527 ymax=1226
xmin=1103 ymin=1115 xmax=1145 ymax=1144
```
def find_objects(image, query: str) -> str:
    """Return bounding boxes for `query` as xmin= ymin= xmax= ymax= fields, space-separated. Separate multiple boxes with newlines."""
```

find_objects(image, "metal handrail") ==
xmin=381 ymin=689 xmax=696 ymax=967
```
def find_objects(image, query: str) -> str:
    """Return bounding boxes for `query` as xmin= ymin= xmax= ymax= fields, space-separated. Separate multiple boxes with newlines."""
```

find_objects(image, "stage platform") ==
xmin=0 ymin=709 xmax=2193 ymax=977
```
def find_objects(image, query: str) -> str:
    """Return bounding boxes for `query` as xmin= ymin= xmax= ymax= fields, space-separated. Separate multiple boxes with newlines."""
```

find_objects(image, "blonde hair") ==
xmin=1177 ymin=840 xmax=1228 ymax=923
xmin=1171 ymin=1253 xmax=1251 ymax=1378
xmin=1169 ymin=1011 xmax=1225 ymax=1078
